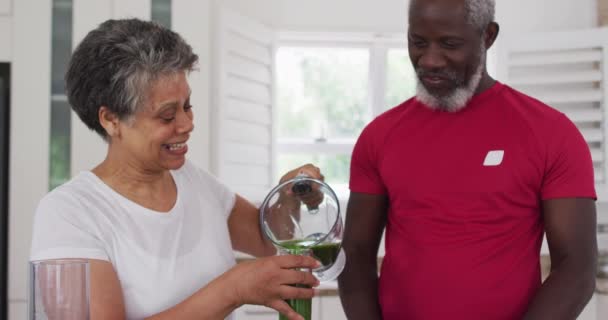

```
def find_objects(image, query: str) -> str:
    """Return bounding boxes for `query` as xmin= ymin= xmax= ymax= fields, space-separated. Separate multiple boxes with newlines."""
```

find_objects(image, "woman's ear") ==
xmin=98 ymin=106 xmax=121 ymax=138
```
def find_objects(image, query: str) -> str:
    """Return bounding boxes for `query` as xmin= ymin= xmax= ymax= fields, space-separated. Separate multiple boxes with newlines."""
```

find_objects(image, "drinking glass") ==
xmin=29 ymin=259 xmax=90 ymax=320
xmin=277 ymin=247 xmax=313 ymax=320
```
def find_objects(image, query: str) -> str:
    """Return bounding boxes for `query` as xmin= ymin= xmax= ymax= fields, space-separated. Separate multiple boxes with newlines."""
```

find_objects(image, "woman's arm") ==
xmin=228 ymin=195 xmax=277 ymax=257
xmin=86 ymin=256 xmax=319 ymax=320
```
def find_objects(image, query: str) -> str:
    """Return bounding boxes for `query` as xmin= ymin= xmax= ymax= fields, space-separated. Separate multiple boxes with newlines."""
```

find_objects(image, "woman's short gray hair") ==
xmin=66 ymin=18 xmax=198 ymax=138
xmin=464 ymin=0 xmax=496 ymax=31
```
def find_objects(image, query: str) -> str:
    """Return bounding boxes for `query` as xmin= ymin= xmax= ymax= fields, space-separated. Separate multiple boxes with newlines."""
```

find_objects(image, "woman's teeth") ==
xmin=165 ymin=143 xmax=186 ymax=150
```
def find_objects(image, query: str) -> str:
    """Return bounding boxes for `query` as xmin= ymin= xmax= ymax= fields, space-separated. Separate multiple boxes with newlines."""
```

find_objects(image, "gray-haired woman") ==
xmin=30 ymin=19 xmax=320 ymax=320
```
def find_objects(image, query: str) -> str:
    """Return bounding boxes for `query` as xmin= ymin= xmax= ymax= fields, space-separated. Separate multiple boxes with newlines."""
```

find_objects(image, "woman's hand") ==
xmin=279 ymin=164 xmax=325 ymax=210
xmin=279 ymin=163 xmax=324 ymax=184
xmin=221 ymin=254 xmax=320 ymax=320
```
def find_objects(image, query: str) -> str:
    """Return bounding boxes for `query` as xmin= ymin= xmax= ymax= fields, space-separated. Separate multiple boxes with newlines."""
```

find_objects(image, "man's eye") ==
xmin=410 ymin=41 xmax=426 ymax=48
xmin=442 ymin=41 xmax=462 ymax=49
xmin=184 ymin=104 xmax=193 ymax=111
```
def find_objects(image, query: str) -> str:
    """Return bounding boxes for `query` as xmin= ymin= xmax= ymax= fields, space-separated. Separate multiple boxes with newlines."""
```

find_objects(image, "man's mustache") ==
xmin=416 ymin=68 xmax=460 ymax=81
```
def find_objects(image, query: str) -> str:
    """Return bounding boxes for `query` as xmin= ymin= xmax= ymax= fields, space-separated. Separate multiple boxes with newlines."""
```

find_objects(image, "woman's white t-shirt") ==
xmin=30 ymin=161 xmax=237 ymax=320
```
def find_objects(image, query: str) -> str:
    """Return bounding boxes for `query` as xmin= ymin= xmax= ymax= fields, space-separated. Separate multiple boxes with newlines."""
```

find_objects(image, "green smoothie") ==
xmin=277 ymin=241 xmax=341 ymax=320
xmin=279 ymin=286 xmax=312 ymax=320
xmin=279 ymin=240 xmax=342 ymax=268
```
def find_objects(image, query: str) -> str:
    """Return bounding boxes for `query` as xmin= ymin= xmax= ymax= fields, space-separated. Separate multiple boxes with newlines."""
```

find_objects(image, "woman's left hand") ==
xmin=278 ymin=164 xmax=325 ymax=210
xmin=279 ymin=163 xmax=324 ymax=184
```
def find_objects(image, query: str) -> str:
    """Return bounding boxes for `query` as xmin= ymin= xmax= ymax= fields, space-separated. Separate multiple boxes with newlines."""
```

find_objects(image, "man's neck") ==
xmin=474 ymin=72 xmax=496 ymax=95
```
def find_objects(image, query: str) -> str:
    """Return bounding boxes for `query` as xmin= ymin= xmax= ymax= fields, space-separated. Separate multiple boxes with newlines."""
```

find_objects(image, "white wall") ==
xmin=497 ymin=0 xmax=598 ymax=36
xmin=222 ymin=0 xmax=408 ymax=32
xmin=222 ymin=0 xmax=598 ymax=34
xmin=0 ymin=0 xmax=11 ymax=15
xmin=0 ymin=0 xmax=11 ymax=62
xmin=9 ymin=0 xmax=51 ymax=318
xmin=0 ymin=16 xmax=11 ymax=62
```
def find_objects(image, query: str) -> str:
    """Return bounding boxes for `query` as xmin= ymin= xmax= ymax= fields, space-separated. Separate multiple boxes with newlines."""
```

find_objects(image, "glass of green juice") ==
xmin=277 ymin=247 xmax=313 ymax=320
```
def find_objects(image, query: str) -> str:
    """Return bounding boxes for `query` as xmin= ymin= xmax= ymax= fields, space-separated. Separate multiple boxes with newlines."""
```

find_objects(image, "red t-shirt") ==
xmin=349 ymin=82 xmax=596 ymax=320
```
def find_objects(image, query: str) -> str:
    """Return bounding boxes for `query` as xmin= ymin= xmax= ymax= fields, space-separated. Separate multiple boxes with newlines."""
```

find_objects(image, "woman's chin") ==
xmin=163 ymin=157 xmax=187 ymax=171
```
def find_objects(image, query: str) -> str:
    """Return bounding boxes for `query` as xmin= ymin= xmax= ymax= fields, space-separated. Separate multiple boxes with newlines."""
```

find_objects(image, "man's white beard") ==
xmin=415 ymin=53 xmax=486 ymax=112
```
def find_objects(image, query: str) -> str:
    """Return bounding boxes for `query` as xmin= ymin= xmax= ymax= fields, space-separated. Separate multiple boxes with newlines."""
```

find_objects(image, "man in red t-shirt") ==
xmin=338 ymin=0 xmax=598 ymax=319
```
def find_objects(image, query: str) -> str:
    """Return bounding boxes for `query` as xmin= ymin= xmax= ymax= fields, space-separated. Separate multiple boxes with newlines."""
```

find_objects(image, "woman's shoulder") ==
xmin=38 ymin=172 xmax=105 ymax=215
xmin=173 ymin=160 xmax=221 ymax=185
xmin=173 ymin=160 xmax=235 ymax=206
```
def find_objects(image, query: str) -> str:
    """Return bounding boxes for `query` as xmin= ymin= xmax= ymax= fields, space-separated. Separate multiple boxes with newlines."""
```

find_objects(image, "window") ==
xmin=49 ymin=0 xmax=73 ymax=190
xmin=385 ymin=49 xmax=417 ymax=110
xmin=275 ymin=34 xmax=417 ymax=198
xmin=151 ymin=0 xmax=172 ymax=29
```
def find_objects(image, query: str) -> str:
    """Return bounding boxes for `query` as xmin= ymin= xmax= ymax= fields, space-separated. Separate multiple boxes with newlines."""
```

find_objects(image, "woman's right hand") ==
xmin=221 ymin=254 xmax=320 ymax=320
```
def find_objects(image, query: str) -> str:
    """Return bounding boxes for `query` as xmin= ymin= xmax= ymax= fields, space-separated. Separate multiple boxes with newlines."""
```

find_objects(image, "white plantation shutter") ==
xmin=498 ymin=28 xmax=608 ymax=194
xmin=499 ymin=29 xmax=608 ymax=283
xmin=211 ymin=7 xmax=276 ymax=202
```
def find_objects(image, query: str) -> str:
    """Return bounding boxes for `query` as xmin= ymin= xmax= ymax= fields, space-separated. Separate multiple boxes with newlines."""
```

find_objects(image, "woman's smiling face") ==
xmin=114 ymin=71 xmax=194 ymax=172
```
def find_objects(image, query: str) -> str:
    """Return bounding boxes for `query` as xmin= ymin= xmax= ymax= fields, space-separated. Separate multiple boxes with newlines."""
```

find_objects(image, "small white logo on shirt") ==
xmin=483 ymin=150 xmax=504 ymax=166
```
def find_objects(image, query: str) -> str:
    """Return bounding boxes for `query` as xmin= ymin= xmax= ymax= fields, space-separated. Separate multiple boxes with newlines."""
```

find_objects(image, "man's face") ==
xmin=408 ymin=0 xmax=486 ymax=110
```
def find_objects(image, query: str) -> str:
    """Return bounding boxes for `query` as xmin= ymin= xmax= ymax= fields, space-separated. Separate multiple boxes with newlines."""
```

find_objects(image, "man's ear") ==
xmin=484 ymin=22 xmax=500 ymax=50
xmin=98 ymin=106 xmax=121 ymax=138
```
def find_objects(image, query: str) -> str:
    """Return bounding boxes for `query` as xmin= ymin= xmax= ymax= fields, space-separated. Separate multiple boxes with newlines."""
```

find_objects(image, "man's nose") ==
xmin=417 ymin=46 xmax=447 ymax=71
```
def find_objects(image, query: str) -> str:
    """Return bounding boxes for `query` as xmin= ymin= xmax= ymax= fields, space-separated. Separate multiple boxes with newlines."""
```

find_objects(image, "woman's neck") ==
xmin=92 ymin=153 xmax=177 ymax=212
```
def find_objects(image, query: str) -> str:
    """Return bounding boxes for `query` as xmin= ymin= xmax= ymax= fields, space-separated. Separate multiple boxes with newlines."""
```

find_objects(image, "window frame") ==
xmin=274 ymin=32 xmax=410 ymax=197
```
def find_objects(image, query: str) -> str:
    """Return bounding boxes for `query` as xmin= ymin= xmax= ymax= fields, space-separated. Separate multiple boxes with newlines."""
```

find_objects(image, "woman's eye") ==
xmin=161 ymin=114 xmax=176 ymax=122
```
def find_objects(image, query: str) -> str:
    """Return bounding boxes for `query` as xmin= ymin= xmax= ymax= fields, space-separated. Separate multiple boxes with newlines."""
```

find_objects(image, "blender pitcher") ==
xmin=259 ymin=174 xmax=346 ymax=320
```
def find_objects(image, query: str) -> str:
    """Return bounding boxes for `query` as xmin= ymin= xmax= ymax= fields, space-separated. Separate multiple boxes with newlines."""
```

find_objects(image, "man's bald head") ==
xmin=409 ymin=0 xmax=495 ymax=32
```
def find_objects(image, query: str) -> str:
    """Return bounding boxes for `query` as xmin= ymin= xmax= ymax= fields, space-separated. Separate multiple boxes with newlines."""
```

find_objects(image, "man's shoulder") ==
xmin=499 ymin=84 xmax=563 ymax=120
xmin=367 ymin=97 xmax=418 ymax=129
xmin=497 ymin=84 xmax=581 ymax=147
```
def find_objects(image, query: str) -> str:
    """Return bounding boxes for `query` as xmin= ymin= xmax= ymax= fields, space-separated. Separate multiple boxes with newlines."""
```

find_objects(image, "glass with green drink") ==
xmin=277 ymin=247 xmax=313 ymax=320
xmin=260 ymin=174 xmax=346 ymax=320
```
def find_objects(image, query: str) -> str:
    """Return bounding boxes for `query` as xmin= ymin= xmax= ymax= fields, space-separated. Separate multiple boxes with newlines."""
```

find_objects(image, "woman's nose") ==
xmin=176 ymin=109 xmax=194 ymax=133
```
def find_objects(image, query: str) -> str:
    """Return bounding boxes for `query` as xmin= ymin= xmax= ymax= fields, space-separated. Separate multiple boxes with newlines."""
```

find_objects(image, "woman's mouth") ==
xmin=162 ymin=142 xmax=188 ymax=155
xmin=164 ymin=142 xmax=186 ymax=151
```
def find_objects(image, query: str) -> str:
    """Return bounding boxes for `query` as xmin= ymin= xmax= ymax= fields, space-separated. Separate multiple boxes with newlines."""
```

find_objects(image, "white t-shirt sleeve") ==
xmin=30 ymin=190 xmax=109 ymax=262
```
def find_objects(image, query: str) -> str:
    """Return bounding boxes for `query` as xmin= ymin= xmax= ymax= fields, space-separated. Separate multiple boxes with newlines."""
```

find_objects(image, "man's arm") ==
xmin=523 ymin=198 xmax=597 ymax=320
xmin=338 ymin=192 xmax=388 ymax=320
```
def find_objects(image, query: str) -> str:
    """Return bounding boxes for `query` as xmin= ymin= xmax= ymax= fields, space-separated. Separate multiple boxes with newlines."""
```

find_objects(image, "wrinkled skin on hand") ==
xmin=224 ymin=255 xmax=320 ymax=320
